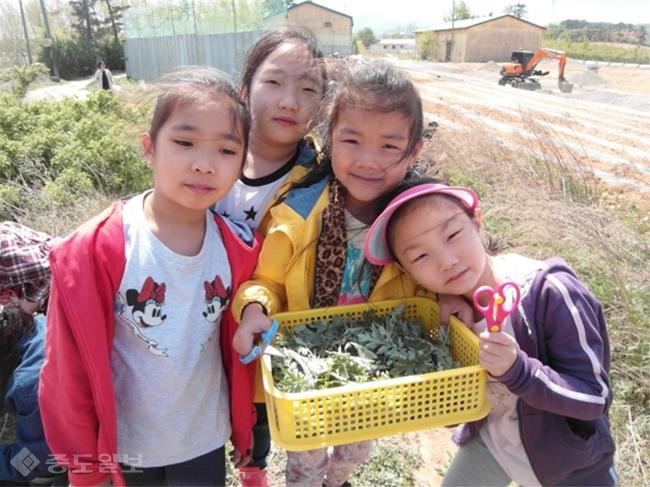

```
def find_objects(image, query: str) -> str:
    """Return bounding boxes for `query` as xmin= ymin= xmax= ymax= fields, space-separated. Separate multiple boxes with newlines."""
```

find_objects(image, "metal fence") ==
xmin=122 ymin=0 xmax=275 ymax=80
xmin=124 ymin=30 xmax=263 ymax=81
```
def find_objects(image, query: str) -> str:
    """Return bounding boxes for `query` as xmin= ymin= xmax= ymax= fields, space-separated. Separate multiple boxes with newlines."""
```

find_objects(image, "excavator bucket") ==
xmin=558 ymin=78 xmax=574 ymax=93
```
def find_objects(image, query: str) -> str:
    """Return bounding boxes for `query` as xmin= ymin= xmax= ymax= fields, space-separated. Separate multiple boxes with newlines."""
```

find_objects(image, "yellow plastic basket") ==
xmin=261 ymin=297 xmax=489 ymax=451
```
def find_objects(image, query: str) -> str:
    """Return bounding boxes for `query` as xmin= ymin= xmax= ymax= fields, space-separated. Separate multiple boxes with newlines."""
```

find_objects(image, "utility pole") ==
xmin=231 ymin=0 xmax=238 ymax=72
xmin=191 ymin=0 xmax=198 ymax=34
xmin=450 ymin=0 xmax=455 ymax=62
xmin=18 ymin=0 xmax=33 ymax=64
xmin=38 ymin=0 xmax=60 ymax=80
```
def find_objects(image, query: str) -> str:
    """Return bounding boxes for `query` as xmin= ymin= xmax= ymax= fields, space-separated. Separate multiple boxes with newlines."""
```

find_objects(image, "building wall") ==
xmin=433 ymin=31 xmax=468 ymax=62
xmin=285 ymin=3 xmax=353 ymax=55
xmin=465 ymin=16 xmax=544 ymax=61
xmin=416 ymin=16 xmax=543 ymax=62
xmin=415 ymin=30 xmax=466 ymax=61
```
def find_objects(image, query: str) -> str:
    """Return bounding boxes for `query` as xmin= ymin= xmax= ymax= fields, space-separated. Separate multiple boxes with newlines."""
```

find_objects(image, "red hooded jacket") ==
xmin=39 ymin=201 xmax=261 ymax=486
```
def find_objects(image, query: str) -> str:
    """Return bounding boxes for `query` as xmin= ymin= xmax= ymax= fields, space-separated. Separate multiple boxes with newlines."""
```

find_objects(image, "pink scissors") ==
xmin=472 ymin=281 xmax=521 ymax=333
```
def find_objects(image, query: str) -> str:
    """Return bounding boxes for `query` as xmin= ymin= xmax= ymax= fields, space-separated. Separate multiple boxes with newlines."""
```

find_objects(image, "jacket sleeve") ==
xmin=498 ymin=270 xmax=611 ymax=420
xmin=39 ymin=264 xmax=111 ymax=486
xmin=217 ymin=222 xmax=263 ymax=456
xmin=232 ymin=227 xmax=294 ymax=321
xmin=1 ymin=387 xmax=51 ymax=480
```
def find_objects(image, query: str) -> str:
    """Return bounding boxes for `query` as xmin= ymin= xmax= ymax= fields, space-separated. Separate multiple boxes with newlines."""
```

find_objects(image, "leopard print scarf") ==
xmin=311 ymin=179 xmax=382 ymax=308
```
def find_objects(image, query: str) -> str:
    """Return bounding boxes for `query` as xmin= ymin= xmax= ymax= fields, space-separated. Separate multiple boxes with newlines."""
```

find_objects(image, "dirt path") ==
xmin=25 ymin=74 xmax=126 ymax=102
xmin=25 ymin=77 xmax=94 ymax=102
xmin=409 ymin=428 xmax=458 ymax=486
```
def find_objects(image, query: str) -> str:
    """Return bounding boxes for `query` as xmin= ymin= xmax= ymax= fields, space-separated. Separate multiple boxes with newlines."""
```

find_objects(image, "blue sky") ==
xmin=311 ymin=0 xmax=650 ymax=32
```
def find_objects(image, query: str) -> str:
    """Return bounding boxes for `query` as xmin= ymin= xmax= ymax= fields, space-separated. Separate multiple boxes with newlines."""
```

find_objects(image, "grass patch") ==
xmin=225 ymin=437 xmax=422 ymax=486
xmin=351 ymin=437 xmax=423 ymax=486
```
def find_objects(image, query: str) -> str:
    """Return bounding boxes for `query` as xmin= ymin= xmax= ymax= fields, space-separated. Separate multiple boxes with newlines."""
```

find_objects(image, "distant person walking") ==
xmin=95 ymin=61 xmax=113 ymax=91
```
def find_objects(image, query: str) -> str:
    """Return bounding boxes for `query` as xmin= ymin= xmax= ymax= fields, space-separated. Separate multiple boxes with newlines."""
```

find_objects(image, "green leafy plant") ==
xmin=272 ymin=305 xmax=458 ymax=393
xmin=0 ymin=89 xmax=151 ymax=222
xmin=0 ymin=64 xmax=49 ymax=100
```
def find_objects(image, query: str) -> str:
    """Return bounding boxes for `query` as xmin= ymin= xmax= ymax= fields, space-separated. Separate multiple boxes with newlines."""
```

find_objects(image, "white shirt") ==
xmin=213 ymin=149 xmax=299 ymax=229
xmin=111 ymin=192 xmax=231 ymax=467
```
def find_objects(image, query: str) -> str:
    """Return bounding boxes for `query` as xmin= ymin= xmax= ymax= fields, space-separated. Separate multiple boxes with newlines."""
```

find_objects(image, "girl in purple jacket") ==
xmin=364 ymin=177 xmax=616 ymax=486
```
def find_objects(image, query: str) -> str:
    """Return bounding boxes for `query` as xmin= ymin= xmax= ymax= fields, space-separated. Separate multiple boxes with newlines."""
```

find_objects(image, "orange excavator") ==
xmin=499 ymin=48 xmax=574 ymax=93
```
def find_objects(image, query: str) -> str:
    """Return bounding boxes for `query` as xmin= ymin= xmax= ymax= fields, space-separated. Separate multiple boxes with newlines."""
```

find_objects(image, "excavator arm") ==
xmin=525 ymin=48 xmax=568 ymax=81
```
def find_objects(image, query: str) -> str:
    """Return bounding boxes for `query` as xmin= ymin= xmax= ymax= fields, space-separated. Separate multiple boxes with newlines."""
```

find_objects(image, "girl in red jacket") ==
xmin=39 ymin=67 xmax=261 ymax=487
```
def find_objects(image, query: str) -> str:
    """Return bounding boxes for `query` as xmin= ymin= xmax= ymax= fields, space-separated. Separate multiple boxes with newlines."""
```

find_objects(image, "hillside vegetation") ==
xmin=543 ymin=38 xmax=650 ymax=64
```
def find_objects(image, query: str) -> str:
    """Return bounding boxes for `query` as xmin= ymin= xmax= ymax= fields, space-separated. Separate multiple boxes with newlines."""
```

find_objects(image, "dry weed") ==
xmin=1 ymin=165 xmax=115 ymax=237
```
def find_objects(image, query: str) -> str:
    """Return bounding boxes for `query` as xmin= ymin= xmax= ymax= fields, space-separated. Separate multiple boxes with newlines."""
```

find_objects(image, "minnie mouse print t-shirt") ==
xmin=111 ymin=191 xmax=231 ymax=467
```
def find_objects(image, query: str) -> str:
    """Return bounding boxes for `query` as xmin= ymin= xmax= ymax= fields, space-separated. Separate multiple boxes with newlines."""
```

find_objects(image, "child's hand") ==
xmin=478 ymin=330 xmax=520 ymax=377
xmin=233 ymin=303 xmax=273 ymax=355
xmin=230 ymin=447 xmax=251 ymax=468
xmin=438 ymin=294 xmax=473 ymax=326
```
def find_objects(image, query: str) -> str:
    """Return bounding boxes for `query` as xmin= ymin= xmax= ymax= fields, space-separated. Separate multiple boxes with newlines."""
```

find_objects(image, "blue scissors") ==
xmin=239 ymin=319 xmax=280 ymax=364
xmin=472 ymin=281 xmax=521 ymax=333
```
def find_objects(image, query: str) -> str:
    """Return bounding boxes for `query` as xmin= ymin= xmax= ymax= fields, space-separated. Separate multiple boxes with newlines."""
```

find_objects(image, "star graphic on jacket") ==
xmin=244 ymin=206 xmax=257 ymax=221
xmin=220 ymin=211 xmax=230 ymax=218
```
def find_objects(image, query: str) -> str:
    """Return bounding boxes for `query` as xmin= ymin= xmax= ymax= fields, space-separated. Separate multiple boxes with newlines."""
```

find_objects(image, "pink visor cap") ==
xmin=364 ymin=183 xmax=479 ymax=265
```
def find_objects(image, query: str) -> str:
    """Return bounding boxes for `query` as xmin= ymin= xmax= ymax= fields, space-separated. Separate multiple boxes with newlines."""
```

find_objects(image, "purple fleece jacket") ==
xmin=454 ymin=258 xmax=616 ymax=486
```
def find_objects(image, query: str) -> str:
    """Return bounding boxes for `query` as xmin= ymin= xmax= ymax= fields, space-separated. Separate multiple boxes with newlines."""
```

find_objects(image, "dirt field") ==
xmin=395 ymin=59 xmax=650 ymax=198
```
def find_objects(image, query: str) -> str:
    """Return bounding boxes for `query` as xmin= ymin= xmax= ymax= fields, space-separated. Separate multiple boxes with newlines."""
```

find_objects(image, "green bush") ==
xmin=38 ymin=37 xmax=125 ymax=80
xmin=0 ymin=88 xmax=151 ymax=220
xmin=0 ymin=64 xmax=49 ymax=99
xmin=416 ymin=32 xmax=438 ymax=61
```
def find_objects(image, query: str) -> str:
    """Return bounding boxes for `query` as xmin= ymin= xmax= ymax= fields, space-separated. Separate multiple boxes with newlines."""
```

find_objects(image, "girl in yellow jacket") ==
xmin=232 ymin=59 xmax=425 ymax=487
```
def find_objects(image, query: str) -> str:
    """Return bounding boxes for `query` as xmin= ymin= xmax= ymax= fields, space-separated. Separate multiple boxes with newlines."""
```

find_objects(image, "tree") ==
xmin=0 ymin=1 xmax=26 ymax=67
xmin=68 ymin=0 xmax=102 ymax=43
xmin=504 ymin=3 xmax=527 ymax=19
xmin=443 ymin=1 xmax=472 ymax=22
xmin=355 ymin=27 xmax=378 ymax=49
xmin=101 ymin=0 xmax=128 ymax=44
xmin=262 ymin=0 xmax=293 ymax=18
xmin=417 ymin=31 xmax=438 ymax=60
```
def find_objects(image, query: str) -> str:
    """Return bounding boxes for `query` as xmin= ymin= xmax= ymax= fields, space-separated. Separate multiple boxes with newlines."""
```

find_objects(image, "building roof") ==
xmin=416 ymin=14 xmax=545 ymax=33
xmin=288 ymin=1 xmax=353 ymax=22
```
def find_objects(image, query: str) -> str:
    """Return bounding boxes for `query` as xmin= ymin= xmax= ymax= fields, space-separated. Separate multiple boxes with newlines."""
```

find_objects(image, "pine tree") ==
xmin=101 ymin=0 xmax=128 ymax=43
xmin=68 ymin=0 xmax=102 ymax=43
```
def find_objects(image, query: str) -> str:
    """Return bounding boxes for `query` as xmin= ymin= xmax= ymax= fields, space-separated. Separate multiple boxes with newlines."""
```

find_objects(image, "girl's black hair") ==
xmin=292 ymin=60 xmax=424 ymax=191
xmin=240 ymin=26 xmax=325 ymax=96
xmin=148 ymin=66 xmax=250 ymax=163
xmin=0 ymin=304 xmax=34 ymax=405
